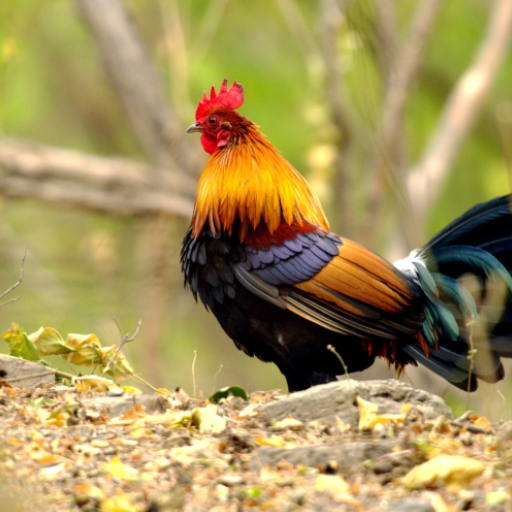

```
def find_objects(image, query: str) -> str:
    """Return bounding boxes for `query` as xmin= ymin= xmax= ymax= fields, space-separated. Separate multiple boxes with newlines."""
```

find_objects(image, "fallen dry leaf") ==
xmin=404 ymin=455 xmax=485 ymax=489
xmin=357 ymin=396 xmax=406 ymax=430
xmin=104 ymin=458 xmax=139 ymax=481
xmin=255 ymin=436 xmax=287 ymax=447
xmin=190 ymin=404 xmax=226 ymax=433
xmin=75 ymin=482 xmax=105 ymax=501
xmin=473 ymin=416 xmax=493 ymax=432
xmin=100 ymin=492 xmax=140 ymax=512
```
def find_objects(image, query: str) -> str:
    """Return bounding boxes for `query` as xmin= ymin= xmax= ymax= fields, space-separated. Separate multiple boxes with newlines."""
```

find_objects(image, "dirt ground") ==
xmin=1 ymin=380 xmax=512 ymax=512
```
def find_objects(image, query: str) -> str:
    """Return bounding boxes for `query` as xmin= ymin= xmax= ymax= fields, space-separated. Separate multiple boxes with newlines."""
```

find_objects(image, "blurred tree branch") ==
xmin=321 ymin=0 xmax=356 ymax=239
xmin=364 ymin=0 xmax=444 ymax=249
xmin=75 ymin=0 xmax=199 ymax=175
xmin=408 ymin=0 xmax=512 ymax=222
xmin=0 ymin=139 xmax=194 ymax=217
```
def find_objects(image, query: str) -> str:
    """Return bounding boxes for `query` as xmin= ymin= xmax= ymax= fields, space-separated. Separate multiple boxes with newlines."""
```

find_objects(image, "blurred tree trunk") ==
xmin=75 ymin=0 xmax=199 ymax=386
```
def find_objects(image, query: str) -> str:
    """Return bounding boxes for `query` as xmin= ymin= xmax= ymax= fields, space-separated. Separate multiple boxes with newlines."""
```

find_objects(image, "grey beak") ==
xmin=186 ymin=122 xmax=203 ymax=133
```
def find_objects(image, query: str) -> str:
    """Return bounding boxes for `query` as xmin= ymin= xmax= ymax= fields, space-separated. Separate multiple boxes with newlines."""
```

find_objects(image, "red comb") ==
xmin=195 ymin=79 xmax=245 ymax=120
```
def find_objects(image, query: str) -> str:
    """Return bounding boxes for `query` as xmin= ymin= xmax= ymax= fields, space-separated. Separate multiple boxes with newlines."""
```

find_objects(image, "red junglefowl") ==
xmin=182 ymin=79 xmax=512 ymax=392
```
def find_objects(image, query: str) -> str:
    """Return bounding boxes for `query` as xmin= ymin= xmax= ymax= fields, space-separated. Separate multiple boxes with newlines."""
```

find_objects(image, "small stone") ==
xmin=384 ymin=498 xmax=435 ymax=512
xmin=107 ymin=388 xmax=125 ymax=397
xmin=217 ymin=474 xmax=245 ymax=487
xmin=372 ymin=460 xmax=394 ymax=474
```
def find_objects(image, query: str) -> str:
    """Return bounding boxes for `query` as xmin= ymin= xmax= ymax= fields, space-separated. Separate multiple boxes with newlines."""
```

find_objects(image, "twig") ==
xmin=100 ymin=319 xmax=142 ymax=378
xmin=408 ymin=0 xmax=512 ymax=220
xmin=327 ymin=344 xmax=350 ymax=380
xmin=6 ymin=368 xmax=75 ymax=383
xmin=453 ymin=410 xmax=472 ymax=423
xmin=451 ymin=410 xmax=493 ymax=435
xmin=0 ymin=248 xmax=26 ymax=309
xmin=212 ymin=364 xmax=223 ymax=393
xmin=192 ymin=349 xmax=197 ymax=398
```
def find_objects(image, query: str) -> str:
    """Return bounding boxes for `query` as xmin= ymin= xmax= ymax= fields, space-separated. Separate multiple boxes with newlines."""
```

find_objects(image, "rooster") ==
xmin=182 ymin=79 xmax=512 ymax=392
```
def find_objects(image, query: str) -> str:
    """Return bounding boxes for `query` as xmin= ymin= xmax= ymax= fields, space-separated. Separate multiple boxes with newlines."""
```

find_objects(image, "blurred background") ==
xmin=1 ymin=0 xmax=512 ymax=418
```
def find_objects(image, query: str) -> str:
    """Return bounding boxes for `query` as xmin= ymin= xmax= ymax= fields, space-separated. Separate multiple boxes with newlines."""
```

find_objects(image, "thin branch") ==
xmin=6 ymin=368 xmax=75 ymax=383
xmin=75 ymin=0 xmax=199 ymax=173
xmin=408 ymin=0 xmax=512 ymax=220
xmin=0 ymin=248 xmax=26 ymax=308
xmin=100 ymin=318 xmax=142 ymax=378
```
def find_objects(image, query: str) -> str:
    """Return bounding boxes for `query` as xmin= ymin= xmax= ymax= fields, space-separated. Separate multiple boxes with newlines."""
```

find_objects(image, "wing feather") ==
xmin=237 ymin=228 xmax=424 ymax=340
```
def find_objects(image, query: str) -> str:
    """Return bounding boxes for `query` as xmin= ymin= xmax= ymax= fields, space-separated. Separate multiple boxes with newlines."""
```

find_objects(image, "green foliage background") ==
xmin=1 ymin=0 xmax=511 ymax=415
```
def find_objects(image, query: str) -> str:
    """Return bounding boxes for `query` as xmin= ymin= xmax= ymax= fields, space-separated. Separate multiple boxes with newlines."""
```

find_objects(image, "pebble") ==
xmin=384 ymin=498 xmax=435 ymax=512
xmin=216 ymin=474 xmax=245 ymax=487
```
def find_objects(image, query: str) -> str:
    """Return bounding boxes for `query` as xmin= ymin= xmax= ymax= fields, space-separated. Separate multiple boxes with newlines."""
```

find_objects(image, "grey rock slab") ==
xmin=250 ymin=439 xmax=400 ymax=471
xmin=258 ymin=379 xmax=453 ymax=426
xmin=80 ymin=394 xmax=167 ymax=417
xmin=0 ymin=354 xmax=55 ymax=387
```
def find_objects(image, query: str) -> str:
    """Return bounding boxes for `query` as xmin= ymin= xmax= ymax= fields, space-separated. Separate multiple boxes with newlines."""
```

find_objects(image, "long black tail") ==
xmin=400 ymin=195 xmax=512 ymax=390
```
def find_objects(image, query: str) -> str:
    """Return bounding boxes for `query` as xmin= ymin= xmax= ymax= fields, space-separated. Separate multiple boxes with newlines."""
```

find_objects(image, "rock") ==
xmin=80 ymin=394 xmax=167 ymax=417
xmin=216 ymin=474 xmax=245 ymax=487
xmin=497 ymin=420 xmax=512 ymax=443
xmin=258 ymin=379 xmax=453 ymax=426
xmin=384 ymin=498 xmax=435 ymax=512
xmin=250 ymin=439 xmax=400 ymax=471
xmin=0 ymin=354 xmax=55 ymax=387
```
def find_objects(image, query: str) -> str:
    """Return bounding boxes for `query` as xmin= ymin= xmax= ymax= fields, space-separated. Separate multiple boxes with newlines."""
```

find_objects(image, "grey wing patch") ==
xmin=232 ymin=264 xmax=287 ymax=309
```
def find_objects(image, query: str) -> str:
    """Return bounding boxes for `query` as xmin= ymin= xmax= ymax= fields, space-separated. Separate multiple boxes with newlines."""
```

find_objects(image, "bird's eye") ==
xmin=209 ymin=116 xmax=218 ymax=125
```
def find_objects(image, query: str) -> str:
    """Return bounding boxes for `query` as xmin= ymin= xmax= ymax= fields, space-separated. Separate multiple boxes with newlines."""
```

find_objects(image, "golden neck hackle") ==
xmin=191 ymin=125 xmax=329 ymax=241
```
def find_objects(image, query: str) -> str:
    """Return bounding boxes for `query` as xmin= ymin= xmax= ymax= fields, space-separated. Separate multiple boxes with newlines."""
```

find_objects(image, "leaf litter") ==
xmin=1 ymin=379 xmax=512 ymax=512
xmin=2 ymin=319 xmax=512 ymax=511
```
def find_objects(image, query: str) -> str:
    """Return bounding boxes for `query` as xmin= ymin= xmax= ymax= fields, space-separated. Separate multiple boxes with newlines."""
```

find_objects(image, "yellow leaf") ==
xmin=120 ymin=405 xmax=145 ymax=421
xmin=62 ymin=333 xmax=102 ymax=366
xmin=473 ymin=416 xmax=493 ymax=432
xmin=3 ymin=322 xmax=40 ymax=361
xmin=75 ymin=482 xmax=105 ymax=500
xmin=30 ymin=452 xmax=62 ymax=465
xmin=271 ymin=416 xmax=303 ymax=430
xmin=315 ymin=474 xmax=349 ymax=493
xmin=130 ymin=427 xmax=147 ymax=438
xmin=486 ymin=491 xmax=510 ymax=507
xmin=100 ymin=493 xmax=139 ymax=512
xmin=29 ymin=327 xmax=75 ymax=356
xmin=121 ymin=386 xmax=142 ymax=394
xmin=98 ymin=345 xmax=134 ymax=378
xmin=105 ymin=458 xmax=138 ymax=481
xmin=403 ymin=455 xmax=485 ymax=489
xmin=73 ymin=376 xmax=118 ymax=393
xmin=255 ymin=436 xmax=287 ymax=447
xmin=191 ymin=405 xmax=226 ymax=433
xmin=357 ymin=396 xmax=405 ymax=430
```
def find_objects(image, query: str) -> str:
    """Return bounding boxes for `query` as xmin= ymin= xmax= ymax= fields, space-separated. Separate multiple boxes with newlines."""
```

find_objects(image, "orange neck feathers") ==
xmin=191 ymin=122 xmax=329 ymax=242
